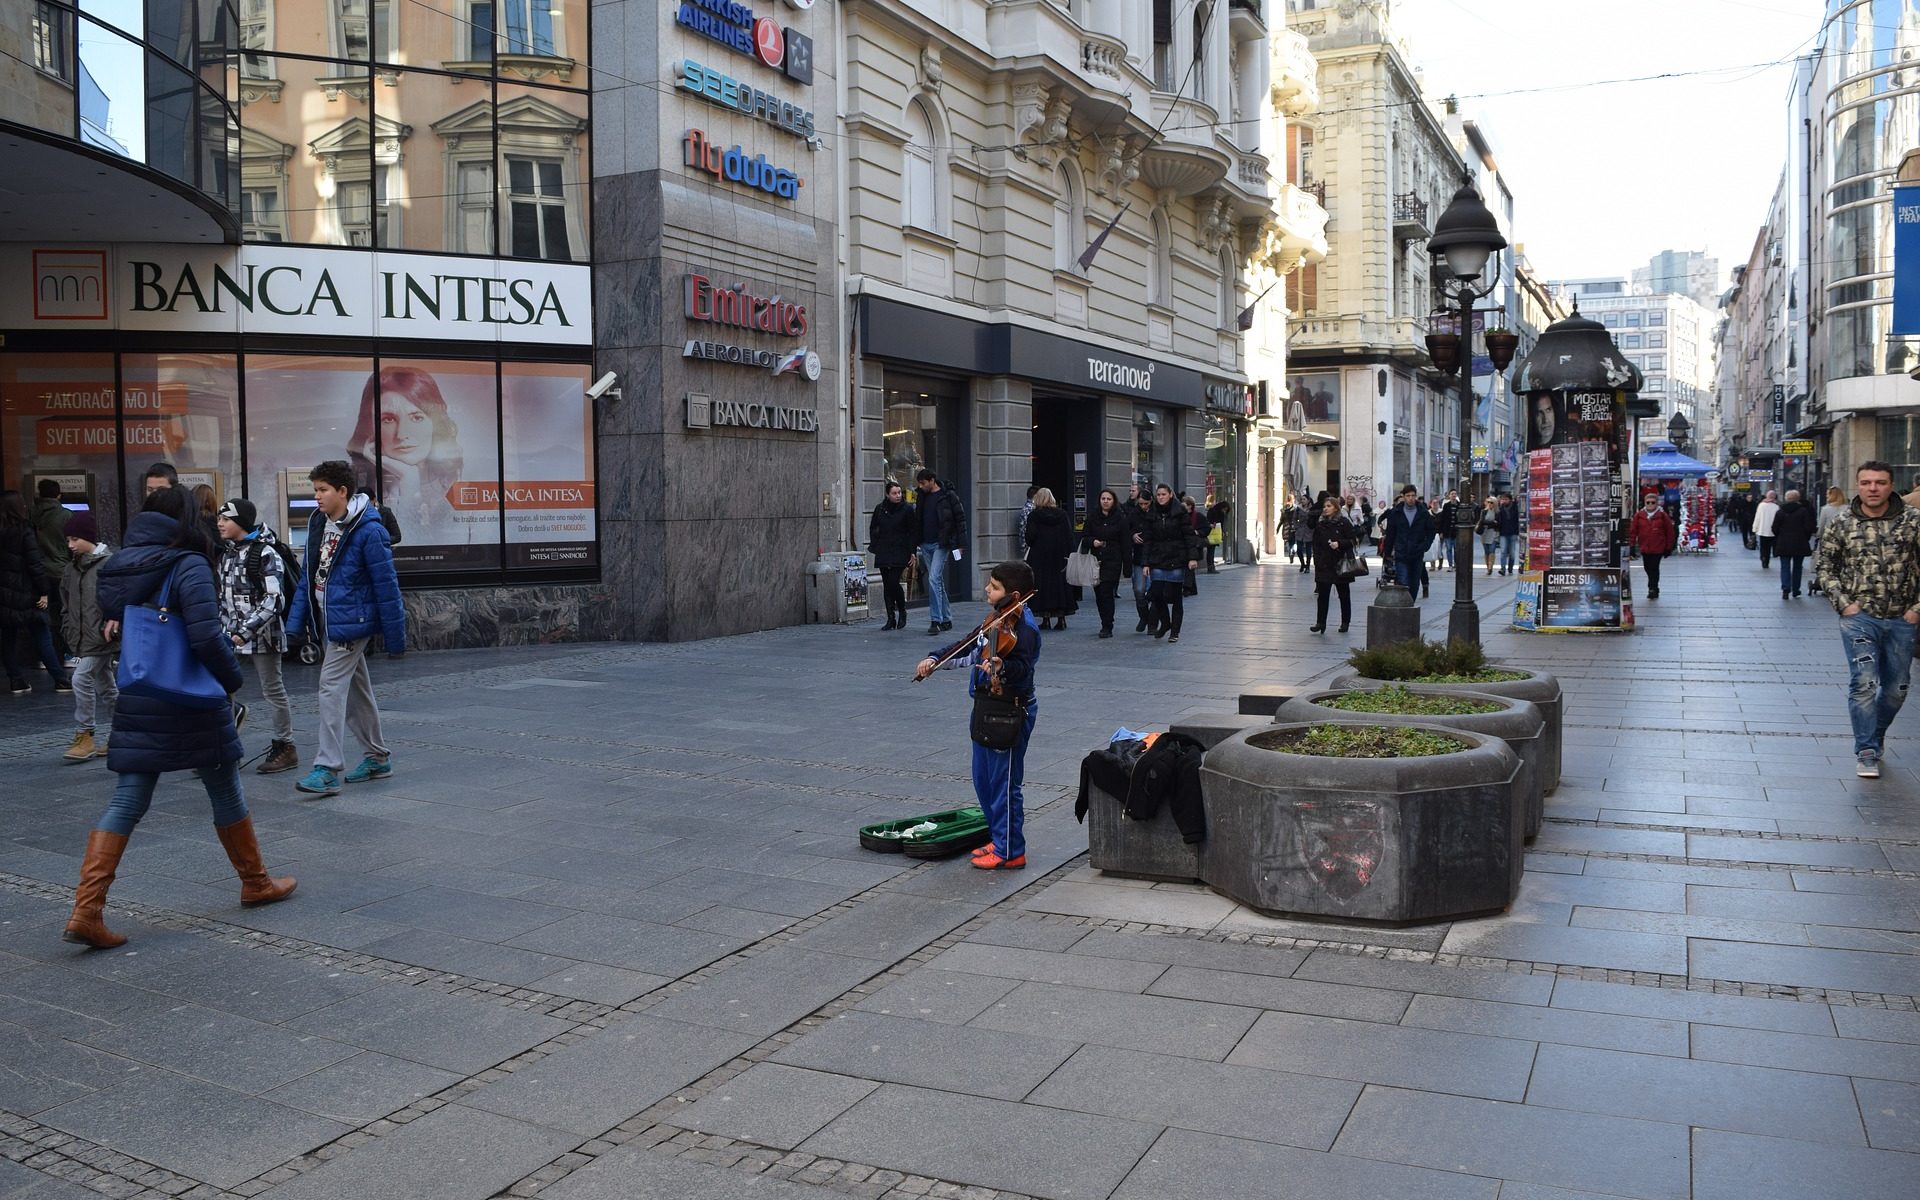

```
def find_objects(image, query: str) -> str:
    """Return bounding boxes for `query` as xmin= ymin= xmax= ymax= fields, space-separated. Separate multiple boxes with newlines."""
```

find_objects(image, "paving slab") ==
xmin=1686 ymin=834 xmax=1890 ymax=869
xmin=1147 ymin=963 xmax=1412 ymax=1023
xmin=539 ymin=1147 xmax=825 ymax=1199
xmin=78 ymin=1002 xmax=358 ymax=1093
xmin=970 ymin=979 xmax=1259 ymax=1060
xmin=1692 ymin=1128 xmax=1920 ymax=1200
xmin=261 ymin=1051 xmax=464 ymax=1123
xmin=801 ymin=1082 xmax=1163 ymax=1200
xmin=1293 ymin=948 xmax=1555 ymax=1005
xmin=1440 ymin=923 xmax=1687 ymax=974
xmin=1690 ymin=939 xmax=1920 ymax=995
xmin=782 ymin=891 xmax=982 ymax=962
xmin=1525 ymin=1042 xmax=1866 ymax=1144
xmin=772 ymin=1009 xmax=1079 ymax=1101
xmin=1333 ymin=1085 xmax=1689 ymax=1200
xmin=643 ymin=943 xmax=884 ymax=1036
xmin=1690 ymin=1023 xmax=1920 ymax=1084
xmin=1113 ymin=1126 xmax=1498 ymax=1200
xmin=1401 ymin=994 xmax=1689 ymax=1056
xmin=0 ymin=1158 xmax=106 ymax=1200
xmin=0 ymin=1017 xmax=147 ymax=1116
xmin=1066 ymin=927 xmax=1310 ymax=976
xmin=1547 ymin=976 xmax=1835 ymax=1035
xmin=505 ymin=911 xmax=752 ymax=976
xmin=1833 ymin=1006 xmax=1920 ymax=1044
xmin=923 ymin=941 xmax=1169 ymax=992
xmin=854 ymin=965 xmax=1022 ymax=1024
xmin=38 ymin=1069 xmax=352 ymax=1190
xmin=262 ymin=1102 xmax=578 ymax=1200
xmin=669 ymin=1063 xmax=879 ymax=1150
xmin=284 ymin=986 xmax=572 ymax=1075
xmin=1225 ymin=1010 xmax=1538 ymax=1101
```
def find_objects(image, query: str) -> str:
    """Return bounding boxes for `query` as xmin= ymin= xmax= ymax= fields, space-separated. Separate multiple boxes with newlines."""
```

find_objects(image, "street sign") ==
xmin=1782 ymin=439 xmax=1815 ymax=455
xmin=1770 ymin=385 xmax=1785 ymax=426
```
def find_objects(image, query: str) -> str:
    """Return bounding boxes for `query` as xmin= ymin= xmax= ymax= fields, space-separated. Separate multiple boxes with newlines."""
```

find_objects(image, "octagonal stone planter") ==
xmin=1199 ymin=723 xmax=1523 ymax=924
xmin=1331 ymin=665 xmax=1562 ymax=795
xmin=1275 ymin=687 xmax=1548 ymax=843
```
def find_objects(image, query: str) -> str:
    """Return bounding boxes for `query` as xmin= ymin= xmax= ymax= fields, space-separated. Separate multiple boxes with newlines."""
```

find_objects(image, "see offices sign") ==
xmin=5 ymin=244 xmax=592 ymax=344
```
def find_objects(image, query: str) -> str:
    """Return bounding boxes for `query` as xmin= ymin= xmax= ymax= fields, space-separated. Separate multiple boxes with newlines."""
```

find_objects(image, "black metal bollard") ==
xmin=1367 ymin=579 xmax=1421 ymax=649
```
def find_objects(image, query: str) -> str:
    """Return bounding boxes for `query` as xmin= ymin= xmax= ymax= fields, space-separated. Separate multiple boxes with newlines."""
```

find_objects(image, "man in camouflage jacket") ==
xmin=1812 ymin=460 xmax=1920 ymax=777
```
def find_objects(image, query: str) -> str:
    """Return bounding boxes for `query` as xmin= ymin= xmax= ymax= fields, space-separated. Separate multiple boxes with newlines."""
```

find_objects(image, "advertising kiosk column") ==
xmin=1507 ymin=310 xmax=1647 ymax=634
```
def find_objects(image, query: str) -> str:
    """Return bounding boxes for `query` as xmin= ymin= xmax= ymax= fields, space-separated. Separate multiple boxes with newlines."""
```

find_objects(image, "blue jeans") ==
xmin=1393 ymin=557 xmax=1420 ymax=589
xmin=917 ymin=542 xmax=951 ymax=625
xmin=99 ymin=760 xmax=247 ymax=836
xmin=1779 ymin=556 xmax=1805 ymax=595
xmin=972 ymin=699 xmax=1037 ymax=858
xmin=1500 ymin=534 xmax=1518 ymax=572
xmin=1841 ymin=613 xmax=1915 ymax=756
xmin=1441 ymin=535 xmax=1455 ymax=567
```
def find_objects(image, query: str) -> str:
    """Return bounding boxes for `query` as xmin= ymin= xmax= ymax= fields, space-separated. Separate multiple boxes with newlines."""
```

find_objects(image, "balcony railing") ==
xmin=1392 ymin=192 xmax=1430 ymax=242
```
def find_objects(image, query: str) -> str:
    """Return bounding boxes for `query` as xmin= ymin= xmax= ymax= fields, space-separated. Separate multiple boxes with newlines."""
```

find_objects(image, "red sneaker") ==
xmin=971 ymin=850 xmax=1026 ymax=870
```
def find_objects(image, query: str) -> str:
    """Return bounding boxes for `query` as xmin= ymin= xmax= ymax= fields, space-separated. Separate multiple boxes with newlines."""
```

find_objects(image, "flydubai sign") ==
xmin=3 ymin=245 xmax=591 ymax=344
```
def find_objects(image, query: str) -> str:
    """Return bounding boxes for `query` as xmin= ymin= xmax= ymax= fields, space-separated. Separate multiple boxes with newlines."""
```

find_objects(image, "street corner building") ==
xmin=0 ymin=0 xmax=1324 ymax=646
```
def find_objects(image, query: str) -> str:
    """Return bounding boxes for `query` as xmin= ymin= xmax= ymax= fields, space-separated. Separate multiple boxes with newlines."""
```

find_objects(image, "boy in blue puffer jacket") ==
xmin=285 ymin=460 xmax=407 ymax=796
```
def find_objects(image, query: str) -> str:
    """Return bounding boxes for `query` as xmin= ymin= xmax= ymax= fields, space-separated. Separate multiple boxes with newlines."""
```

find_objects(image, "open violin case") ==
xmin=859 ymin=807 xmax=992 ymax=858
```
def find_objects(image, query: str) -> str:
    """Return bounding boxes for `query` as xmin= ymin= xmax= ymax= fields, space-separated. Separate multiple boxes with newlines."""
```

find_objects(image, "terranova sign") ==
xmin=4 ymin=244 xmax=591 ymax=344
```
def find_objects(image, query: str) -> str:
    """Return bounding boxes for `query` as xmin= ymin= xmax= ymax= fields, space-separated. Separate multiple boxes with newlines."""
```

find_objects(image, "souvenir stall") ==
xmin=1637 ymin=440 xmax=1717 ymax=554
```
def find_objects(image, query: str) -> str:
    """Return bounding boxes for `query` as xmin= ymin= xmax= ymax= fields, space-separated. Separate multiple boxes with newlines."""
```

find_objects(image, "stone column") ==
xmin=972 ymin=376 xmax=1033 ymax=579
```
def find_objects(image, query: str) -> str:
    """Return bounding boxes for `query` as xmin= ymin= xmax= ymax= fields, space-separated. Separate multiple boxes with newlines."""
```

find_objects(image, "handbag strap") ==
xmin=154 ymin=559 xmax=186 ymax=613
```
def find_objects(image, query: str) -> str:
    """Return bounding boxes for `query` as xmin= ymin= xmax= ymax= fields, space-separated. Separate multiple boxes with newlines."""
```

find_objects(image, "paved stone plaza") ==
xmin=1 ymin=546 xmax=1916 ymax=1200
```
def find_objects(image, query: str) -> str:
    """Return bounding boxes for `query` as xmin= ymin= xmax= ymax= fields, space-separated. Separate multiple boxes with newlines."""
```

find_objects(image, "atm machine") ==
xmin=26 ymin=471 xmax=97 ymax=517
xmin=279 ymin=469 xmax=319 ymax=562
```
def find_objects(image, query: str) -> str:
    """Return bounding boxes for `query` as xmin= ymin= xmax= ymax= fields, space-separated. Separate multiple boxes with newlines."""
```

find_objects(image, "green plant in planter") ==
xmin=1316 ymin=685 xmax=1503 ymax=716
xmin=1346 ymin=637 xmax=1528 ymax=684
xmin=1249 ymin=724 xmax=1466 ymax=758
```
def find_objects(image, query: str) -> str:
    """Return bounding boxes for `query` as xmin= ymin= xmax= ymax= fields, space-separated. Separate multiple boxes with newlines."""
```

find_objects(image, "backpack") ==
xmin=376 ymin=502 xmax=403 ymax=546
xmin=244 ymin=539 xmax=303 ymax=611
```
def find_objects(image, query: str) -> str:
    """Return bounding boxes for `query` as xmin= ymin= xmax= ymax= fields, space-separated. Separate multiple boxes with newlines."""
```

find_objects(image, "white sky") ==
xmin=1383 ymin=0 xmax=1823 ymax=289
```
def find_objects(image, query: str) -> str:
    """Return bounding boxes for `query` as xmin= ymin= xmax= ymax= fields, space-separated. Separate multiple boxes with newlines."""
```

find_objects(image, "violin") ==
xmin=912 ymin=591 xmax=1032 ymax=684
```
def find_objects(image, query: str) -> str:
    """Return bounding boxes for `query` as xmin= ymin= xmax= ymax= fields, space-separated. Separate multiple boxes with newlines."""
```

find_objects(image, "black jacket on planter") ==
xmin=1079 ymin=506 xmax=1131 ymax=581
xmin=1773 ymin=499 xmax=1819 ymax=558
xmin=1023 ymin=504 xmax=1077 ymax=613
xmin=1142 ymin=499 xmax=1201 ymax=571
xmin=0 ymin=524 xmax=50 ymax=628
xmin=1312 ymin=515 xmax=1359 ymax=585
xmin=866 ymin=498 xmax=918 ymax=568
xmin=97 ymin=513 xmax=244 ymax=774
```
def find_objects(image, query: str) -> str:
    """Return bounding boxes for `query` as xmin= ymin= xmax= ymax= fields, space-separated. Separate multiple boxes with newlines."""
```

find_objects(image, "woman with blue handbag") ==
xmin=63 ymin=486 xmax=295 ymax=948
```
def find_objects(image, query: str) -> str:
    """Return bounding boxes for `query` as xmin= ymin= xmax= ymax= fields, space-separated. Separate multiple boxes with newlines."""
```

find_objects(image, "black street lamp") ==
xmin=1667 ymin=411 xmax=1692 ymax=455
xmin=1426 ymin=184 xmax=1510 ymax=647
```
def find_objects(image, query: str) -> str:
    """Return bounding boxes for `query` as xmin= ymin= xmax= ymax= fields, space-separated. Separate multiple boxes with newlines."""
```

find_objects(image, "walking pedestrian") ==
xmin=1358 ymin=496 xmax=1376 ymax=551
xmin=63 ymin=485 xmax=295 ymax=949
xmin=1022 ymin=488 xmax=1075 ymax=630
xmin=1 ymin=490 xmax=69 ymax=696
xmin=1628 ymin=492 xmax=1677 ymax=600
xmin=1309 ymin=496 xmax=1357 ymax=634
xmin=1181 ymin=495 xmax=1202 ymax=597
xmin=1812 ymin=485 xmax=1849 ymax=596
xmin=867 ymin=480 xmax=917 ymax=631
xmin=1204 ymin=499 xmax=1231 ymax=572
xmin=1435 ymin=490 xmax=1461 ymax=571
xmin=1379 ymin=485 xmax=1435 ymax=593
xmin=191 ymin=484 xmax=221 ymax=555
xmin=31 ymin=479 xmax=73 ymax=662
xmin=1476 ymin=496 xmax=1500 ymax=575
xmin=216 ymin=499 xmax=300 ymax=772
xmin=1496 ymin=493 xmax=1520 ymax=574
xmin=1753 ymin=490 xmax=1780 ymax=568
xmin=912 ymin=468 xmax=967 ymax=636
xmin=1282 ymin=496 xmax=1311 ymax=571
xmin=58 ymin=513 xmax=115 ymax=763
xmin=1812 ymin=461 xmax=1920 ymax=778
xmin=1773 ymin=489 xmax=1818 ymax=600
xmin=1079 ymin=488 xmax=1130 ymax=638
xmin=1143 ymin=484 xmax=1201 ymax=643
xmin=285 ymin=460 xmax=406 ymax=797
xmin=1128 ymin=488 xmax=1155 ymax=630
xmin=914 ymin=561 xmax=1040 ymax=870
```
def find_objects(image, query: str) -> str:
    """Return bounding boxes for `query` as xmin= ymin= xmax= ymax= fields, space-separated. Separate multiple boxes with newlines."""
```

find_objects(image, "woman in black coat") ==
xmin=63 ymin=486 xmax=294 ymax=949
xmin=1079 ymin=488 xmax=1131 ymax=638
xmin=1772 ymin=488 xmax=1819 ymax=599
xmin=1142 ymin=484 xmax=1202 ymax=642
xmin=1310 ymin=495 xmax=1358 ymax=634
xmin=867 ymin=481 xmax=918 ymax=630
xmin=1022 ymin=488 xmax=1076 ymax=629
xmin=0 ymin=490 xmax=68 ymax=694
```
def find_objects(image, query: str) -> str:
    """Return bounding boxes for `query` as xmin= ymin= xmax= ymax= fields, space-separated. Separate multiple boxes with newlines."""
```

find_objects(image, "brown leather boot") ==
xmin=214 ymin=816 xmax=296 ymax=906
xmin=64 ymin=830 xmax=129 ymax=948
xmin=258 ymin=739 xmax=299 ymax=774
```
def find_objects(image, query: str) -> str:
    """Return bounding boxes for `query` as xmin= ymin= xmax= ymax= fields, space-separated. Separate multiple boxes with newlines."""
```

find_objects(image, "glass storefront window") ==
xmin=378 ymin=68 xmax=482 ymax=253
xmin=77 ymin=16 xmax=146 ymax=159
xmin=356 ymin=357 xmax=502 ymax=572
xmin=119 ymin=354 xmax=240 ymax=526
xmin=235 ymin=58 xmax=374 ymax=247
xmin=244 ymin=353 xmax=373 ymax=555
xmin=1 ymin=354 xmax=124 ymax=546
xmin=1133 ymin=407 xmax=1168 ymax=489
xmin=1881 ymin=416 xmax=1920 ymax=490
xmin=497 ymin=81 xmax=590 ymax=262
xmin=502 ymin=362 xmax=596 ymax=569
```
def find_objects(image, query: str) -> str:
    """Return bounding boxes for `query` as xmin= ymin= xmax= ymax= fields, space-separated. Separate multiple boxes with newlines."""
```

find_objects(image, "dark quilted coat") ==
xmin=97 ymin=513 xmax=243 ymax=773
xmin=285 ymin=499 xmax=406 ymax=652
xmin=0 ymin=523 xmax=50 ymax=628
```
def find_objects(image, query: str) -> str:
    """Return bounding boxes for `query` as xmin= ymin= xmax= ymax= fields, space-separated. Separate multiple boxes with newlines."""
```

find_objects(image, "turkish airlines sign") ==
xmin=5 ymin=244 xmax=591 ymax=344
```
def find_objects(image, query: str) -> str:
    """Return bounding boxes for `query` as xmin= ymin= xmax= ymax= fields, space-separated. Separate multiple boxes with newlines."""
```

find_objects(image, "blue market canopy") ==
xmin=1638 ymin=441 xmax=1714 ymax=477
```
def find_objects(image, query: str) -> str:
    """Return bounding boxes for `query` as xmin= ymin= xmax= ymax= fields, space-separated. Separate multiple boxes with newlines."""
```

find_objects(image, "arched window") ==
xmin=1218 ymin=248 xmax=1238 ymax=328
xmin=1148 ymin=209 xmax=1173 ymax=307
xmin=1054 ymin=162 xmax=1083 ymax=273
xmin=903 ymin=99 xmax=939 ymax=232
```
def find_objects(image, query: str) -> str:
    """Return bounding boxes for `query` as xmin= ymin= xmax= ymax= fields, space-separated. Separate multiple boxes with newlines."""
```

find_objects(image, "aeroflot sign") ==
xmin=3 ymin=244 xmax=591 ymax=344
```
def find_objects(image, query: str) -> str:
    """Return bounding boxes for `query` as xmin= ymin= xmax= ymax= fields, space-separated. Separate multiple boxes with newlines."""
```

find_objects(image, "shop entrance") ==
xmin=1031 ymin=393 xmax=1104 ymax=531
xmin=883 ymin=370 xmax=971 ymax=605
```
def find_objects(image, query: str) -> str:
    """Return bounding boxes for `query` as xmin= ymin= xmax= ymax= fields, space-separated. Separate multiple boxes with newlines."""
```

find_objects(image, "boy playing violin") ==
xmin=914 ymin=561 xmax=1041 ymax=869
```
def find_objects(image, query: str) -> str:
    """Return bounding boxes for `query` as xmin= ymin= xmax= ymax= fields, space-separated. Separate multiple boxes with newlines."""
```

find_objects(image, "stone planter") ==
xmin=1276 ymin=687 xmax=1548 ymax=843
xmin=1085 ymin=777 xmax=1202 ymax=883
xmin=1330 ymin=666 xmax=1563 ymax=794
xmin=1199 ymin=724 xmax=1523 ymax=924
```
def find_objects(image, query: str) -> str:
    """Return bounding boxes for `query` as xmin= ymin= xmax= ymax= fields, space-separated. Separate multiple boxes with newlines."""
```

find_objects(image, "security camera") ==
xmin=586 ymin=371 xmax=620 ymax=401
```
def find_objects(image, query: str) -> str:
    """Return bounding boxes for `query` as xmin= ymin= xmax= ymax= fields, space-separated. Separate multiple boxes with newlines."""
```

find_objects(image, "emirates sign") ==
xmin=683 ymin=272 xmax=809 ymax=337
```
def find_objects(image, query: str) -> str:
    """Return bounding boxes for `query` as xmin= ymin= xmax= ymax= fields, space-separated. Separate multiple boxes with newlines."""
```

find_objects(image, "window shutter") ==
xmin=1153 ymin=0 xmax=1173 ymax=44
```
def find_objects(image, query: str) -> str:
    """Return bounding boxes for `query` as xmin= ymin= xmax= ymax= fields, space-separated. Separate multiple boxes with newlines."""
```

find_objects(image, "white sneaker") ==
xmin=1856 ymin=752 xmax=1881 ymax=779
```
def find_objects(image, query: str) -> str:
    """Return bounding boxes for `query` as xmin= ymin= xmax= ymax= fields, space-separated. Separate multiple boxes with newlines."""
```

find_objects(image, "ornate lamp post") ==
xmin=1426 ymin=184 xmax=1513 ymax=646
xmin=1667 ymin=411 xmax=1692 ymax=456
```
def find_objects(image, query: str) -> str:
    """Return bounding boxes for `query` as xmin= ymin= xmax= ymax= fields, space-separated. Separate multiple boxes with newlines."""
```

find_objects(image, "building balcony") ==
xmin=1222 ymin=149 xmax=1275 ymax=219
xmin=1139 ymin=95 xmax=1231 ymax=195
xmin=1273 ymin=180 xmax=1328 ymax=267
xmin=1270 ymin=29 xmax=1319 ymax=117
xmin=1392 ymin=192 xmax=1430 ymax=243
xmin=987 ymin=0 xmax=1135 ymax=101
xmin=1230 ymin=0 xmax=1267 ymax=39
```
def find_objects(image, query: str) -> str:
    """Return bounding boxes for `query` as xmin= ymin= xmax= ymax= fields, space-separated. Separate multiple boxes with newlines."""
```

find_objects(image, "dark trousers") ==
xmin=878 ymin=565 xmax=906 ymax=614
xmin=1314 ymin=579 xmax=1352 ymax=628
xmin=1093 ymin=575 xmax=1118 ymax=631
xmin=1758 ymin=535 xmax=1775 ymax=567
xmin=1 ymin=612 xmax=63 ymax=686
xmin=1642 ymin=552 xmax=1664 ymax=596
xmin=46 ymin=587 xmax=69 ymax=661
xmin=1149 ymin=580 xmax=1184 ymax=636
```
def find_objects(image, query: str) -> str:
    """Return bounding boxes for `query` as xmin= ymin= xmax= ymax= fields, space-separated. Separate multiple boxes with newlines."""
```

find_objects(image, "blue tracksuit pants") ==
xmin=971 ymin=699 xmax=1038 ymax=858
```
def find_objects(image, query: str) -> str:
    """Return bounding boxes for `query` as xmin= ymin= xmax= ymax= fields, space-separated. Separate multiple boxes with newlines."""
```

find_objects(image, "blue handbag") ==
xmin=116 ymin=560 xmax=228 ymax=709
